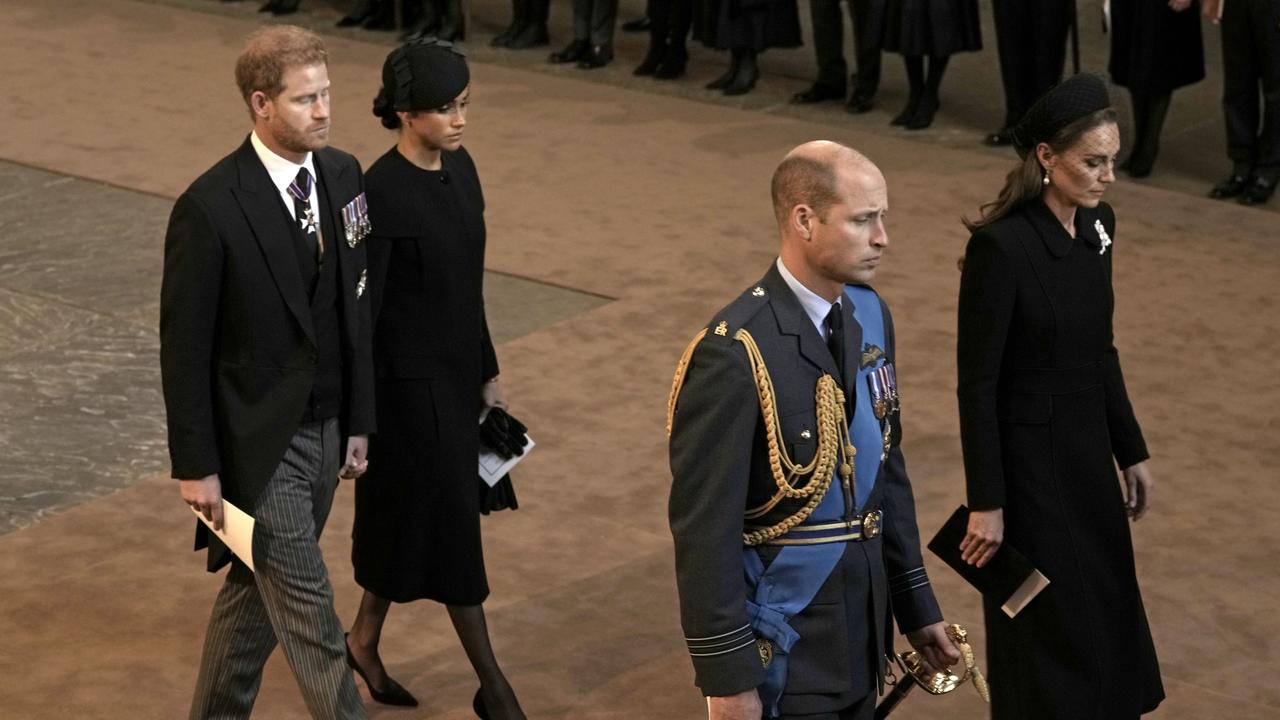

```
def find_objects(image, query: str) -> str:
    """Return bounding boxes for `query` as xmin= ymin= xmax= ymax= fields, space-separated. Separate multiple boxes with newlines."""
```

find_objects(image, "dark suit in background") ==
xmin=990 ymin=0 xmax=1072 ymax=136
xmin=669 ymin=263 xmax=941 ymax=718
xmin=161 ymin=137 xmax=373 ymax=718
xmin=808 ymin=0 xmax=886 ymax=100
xmin=1220 ymin=0 xmax=1280 ymax=191
xmin=1108 ymin=0 xmax=1204 ymax=177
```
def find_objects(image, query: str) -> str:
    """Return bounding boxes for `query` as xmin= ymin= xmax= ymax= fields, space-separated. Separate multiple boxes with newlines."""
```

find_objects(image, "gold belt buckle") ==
xmin=861 ymin=510 xmax=882 ymax=539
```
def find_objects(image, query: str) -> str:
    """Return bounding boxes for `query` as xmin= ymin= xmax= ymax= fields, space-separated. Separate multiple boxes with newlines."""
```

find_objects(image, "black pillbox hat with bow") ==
xmin=1011 ymin=74 xmax=1111 ymax=159
xmin=381 ymin=37 xmax=470 ymax=112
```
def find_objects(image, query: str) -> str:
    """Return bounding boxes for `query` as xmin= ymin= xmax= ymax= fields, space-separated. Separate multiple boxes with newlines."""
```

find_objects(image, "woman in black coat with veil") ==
xmin=956 ymin=75 xmax=1164 ymax=719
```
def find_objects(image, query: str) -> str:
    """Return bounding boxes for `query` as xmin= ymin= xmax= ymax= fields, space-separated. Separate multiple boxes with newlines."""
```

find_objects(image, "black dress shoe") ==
xmin=1209 ymin=173 xmax=1250 ymax=199
xmin=258 ymin=0 xmax=298 ymax=14
xmin=345 ymin=634 xmax=419 ymax=707
xmin=1238 ymin=176 xmax=1278 ymax=205
xmin=845 ymin=91 xmax=874 ymax=114
xmin=362 ymin=5 xmax=396 ymax=30
xmin=577 ymin=44 xmax=613 ymax=69
xmin=336 ymin=0 xmax=381 ymax=26
xmin=905 ymin=92 xmax=939 ymax=130
xmin=508 ymin=22 xmax=549 ymax=48
xmin=891 ymin=92 xmax=921 ymax=126
xmin=984 ymin=128 xmax=1014 ymax=146
xmin=705 ymin=67 xmax=736 ymax=90
xmin=549 ymin=39 xmax=588 ymax=63
xmin=1122 ymin=156 xmax=1154 ymax=179
xmin=723 ymin=64 xmax=759 ymax=96
xmin=473 ymin=688 xmax=491 ymax=719
xmin=491 ymin=15 xmax=525 ymax=47
xmin=621 ymin=16 xmax=651 ymax=32
xmin=634 ymin=44 xmax=664 ymax=76
xmin=653 ymin=45 xmax=688 ymax=79
xmin=400 ymin=17 xmax=440 ymax=41
xmin=790 ymin=84 xmax=845 ymax=104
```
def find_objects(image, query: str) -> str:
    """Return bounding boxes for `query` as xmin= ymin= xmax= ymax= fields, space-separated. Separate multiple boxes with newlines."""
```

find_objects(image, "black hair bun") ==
xmin=371 ymin=86 xmax=401 ymax=130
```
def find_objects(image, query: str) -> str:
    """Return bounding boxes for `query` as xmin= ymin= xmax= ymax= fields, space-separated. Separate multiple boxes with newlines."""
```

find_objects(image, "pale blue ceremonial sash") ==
xmin=744 ymin=284 xmax=889 ymax=716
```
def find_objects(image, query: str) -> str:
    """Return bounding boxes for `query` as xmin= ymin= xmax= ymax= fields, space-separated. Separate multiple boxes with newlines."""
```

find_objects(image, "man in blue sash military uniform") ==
xmin=667 ymin=141 xmax=959 ymax=720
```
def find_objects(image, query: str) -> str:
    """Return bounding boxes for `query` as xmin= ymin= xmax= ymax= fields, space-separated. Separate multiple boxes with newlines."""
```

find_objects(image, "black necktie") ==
xmin=287 ymin=167 xmax=321 ymax=259
xmin=825 ymin=301 xmax=846 ymax=390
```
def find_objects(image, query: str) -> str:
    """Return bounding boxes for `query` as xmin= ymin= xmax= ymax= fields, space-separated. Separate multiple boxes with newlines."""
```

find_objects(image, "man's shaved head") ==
xmin=770 ymin=141 xmax=873 ymax=225
xmin=772 ymin=141 xmax=890 ymax=299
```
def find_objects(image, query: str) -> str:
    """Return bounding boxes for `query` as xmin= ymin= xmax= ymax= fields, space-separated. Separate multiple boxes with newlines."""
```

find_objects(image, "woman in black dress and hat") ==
xmin=697 ymin=0 xmax=802 ymax=95
xmin=1108 ymin=0 xmax=1204 ymax=177
xmin=956 ymin=74 xmax=1164 ymax=719
xmin=344 ymin=39 xmax=526 ymax=719
xmin=882 ymin=0 xmax=982 ymax=128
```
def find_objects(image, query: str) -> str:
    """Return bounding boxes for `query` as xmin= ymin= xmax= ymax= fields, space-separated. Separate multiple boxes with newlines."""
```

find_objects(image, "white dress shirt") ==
xmin=776 ymin=257 xmax=840 ymax=339
xmin=250 ymin=130 xmax=320 ymax=224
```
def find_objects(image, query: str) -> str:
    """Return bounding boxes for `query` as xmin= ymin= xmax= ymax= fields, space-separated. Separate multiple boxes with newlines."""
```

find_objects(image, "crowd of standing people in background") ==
xmin=237 ymin=0 xmax=1278 ymax=201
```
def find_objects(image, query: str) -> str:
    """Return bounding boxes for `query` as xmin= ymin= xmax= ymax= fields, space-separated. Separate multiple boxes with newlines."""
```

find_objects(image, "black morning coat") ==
xmin=669 ymin=263 xmax=942 ymax=716
xmin=160 ymin=137 xmax=375 ymax=572
xmin=957 ymin=200 xmax=1164 ymax=719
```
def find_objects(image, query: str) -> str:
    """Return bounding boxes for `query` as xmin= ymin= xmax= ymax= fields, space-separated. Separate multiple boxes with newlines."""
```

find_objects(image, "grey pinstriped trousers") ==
xmin=189 ymin=419 xmax=366 ymax=719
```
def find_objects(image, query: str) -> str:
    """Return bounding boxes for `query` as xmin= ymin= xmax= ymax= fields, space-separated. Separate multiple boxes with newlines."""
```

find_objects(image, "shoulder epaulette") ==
xmin=667 ymin=282 xmax=771 ymax=434
xmin=703 ymin=283 xmax=772 ymax=342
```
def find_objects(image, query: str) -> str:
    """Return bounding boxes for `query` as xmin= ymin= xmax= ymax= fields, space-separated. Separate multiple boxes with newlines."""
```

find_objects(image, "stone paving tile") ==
xmin=0 ymin=311 xmax=166 ymax=534
xmin=0 ymin=159 xmax=611 ymax=534
xmin=0 ymin=163 xmax=168 ymax=330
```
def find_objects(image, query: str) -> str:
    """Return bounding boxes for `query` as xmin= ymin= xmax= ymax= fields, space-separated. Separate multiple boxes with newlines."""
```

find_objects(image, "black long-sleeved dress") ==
xmin=883 ymin=0 xmax=982 ymax=56
xmin=957 ymin=200 xmax=1164 ymax=719
xmin=1109 ymin=0 xmax=1204 ymax=94
xmin=351 ymin=146 xmax=499 ymax=605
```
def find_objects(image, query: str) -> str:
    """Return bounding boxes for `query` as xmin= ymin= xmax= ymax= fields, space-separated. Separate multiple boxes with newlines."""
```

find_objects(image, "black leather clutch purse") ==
xmin=478 ymin=407 xmax=527 ymax=514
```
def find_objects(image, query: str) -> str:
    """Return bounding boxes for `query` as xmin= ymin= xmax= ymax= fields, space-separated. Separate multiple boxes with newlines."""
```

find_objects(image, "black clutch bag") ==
xmin=927 ymin=505 xmax=1049 ymax=618
xmin=477 ymin=407 xmax=528 ymax=514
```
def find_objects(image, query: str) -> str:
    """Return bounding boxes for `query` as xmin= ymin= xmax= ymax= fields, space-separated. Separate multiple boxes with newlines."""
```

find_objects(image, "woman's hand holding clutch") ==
xmin=960 ymin=508 xmax=1004 ymax=568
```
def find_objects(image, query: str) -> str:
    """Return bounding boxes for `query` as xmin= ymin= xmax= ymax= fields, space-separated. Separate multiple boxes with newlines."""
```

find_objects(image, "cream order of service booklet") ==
xmin=191 ymin=500 xmax=256 ymax=572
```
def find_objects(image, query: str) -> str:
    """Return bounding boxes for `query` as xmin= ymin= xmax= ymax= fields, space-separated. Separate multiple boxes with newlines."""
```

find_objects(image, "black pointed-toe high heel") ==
xmin=344 ymin=634 xmax=419 ymax=707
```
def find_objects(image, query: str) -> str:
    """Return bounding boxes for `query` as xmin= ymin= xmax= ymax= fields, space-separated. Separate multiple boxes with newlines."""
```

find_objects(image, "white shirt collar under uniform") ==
xmin=776 ymin=257 xmax=840 ymax=339
xmin=250 ymin=130 xmax=319 ymax=222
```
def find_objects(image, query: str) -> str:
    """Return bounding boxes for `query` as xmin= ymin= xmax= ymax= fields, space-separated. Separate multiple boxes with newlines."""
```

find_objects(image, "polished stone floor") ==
xmin=0 ymin=160 xmax=608 ymax=533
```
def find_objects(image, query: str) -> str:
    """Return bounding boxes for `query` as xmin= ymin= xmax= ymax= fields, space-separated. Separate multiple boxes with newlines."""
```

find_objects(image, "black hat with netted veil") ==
xmin=1011 ymin=74 xmax=1111 ymax=159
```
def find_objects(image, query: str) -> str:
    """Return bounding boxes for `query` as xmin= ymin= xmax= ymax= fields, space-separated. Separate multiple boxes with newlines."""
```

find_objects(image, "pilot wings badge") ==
xmin=861 ymin=343 xmax=884 ymax=369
